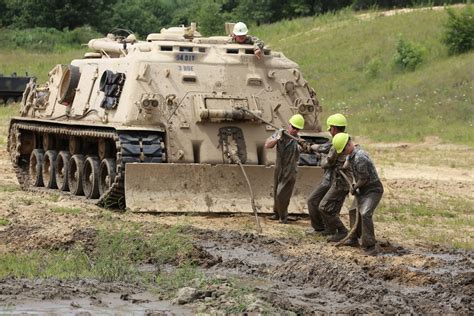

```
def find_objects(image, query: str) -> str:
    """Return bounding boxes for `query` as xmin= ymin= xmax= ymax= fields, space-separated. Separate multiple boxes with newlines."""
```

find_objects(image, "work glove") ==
xmin=254 ymin=48 xmax=262 ymax=59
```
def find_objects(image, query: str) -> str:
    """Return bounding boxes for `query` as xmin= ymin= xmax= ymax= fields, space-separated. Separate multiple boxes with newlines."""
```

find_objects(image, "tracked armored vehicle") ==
xmin=0 ymin=73 xmax=32 ymax=105
xmin=8 ymin=24 xmax=328 ymax=213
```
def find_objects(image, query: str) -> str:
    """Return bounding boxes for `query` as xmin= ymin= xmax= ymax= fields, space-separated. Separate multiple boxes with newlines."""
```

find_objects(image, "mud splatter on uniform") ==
xmin=307 ymin=143 xmax=351 ymax=232
xmin=273 ymin=132 xmax=299 ymax=222
xmin=348 ymin=145 xmax=384 ymax=248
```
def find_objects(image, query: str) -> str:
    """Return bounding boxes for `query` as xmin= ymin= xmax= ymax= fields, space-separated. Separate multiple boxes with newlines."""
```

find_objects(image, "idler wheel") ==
xmin=29 ymin=149 xmax=45 ymax=187
xmin=68 ymin=154 xmax=85 ymax=196
xmin=99 ymin=158 xmax=116 ymax=197
xmin=42 ymin=150 xmax=58 ymax=189
xmin=56 ymin=151 xmax=71 ymax=191
xmin=83 ymin=156 xmax=100 ymax=199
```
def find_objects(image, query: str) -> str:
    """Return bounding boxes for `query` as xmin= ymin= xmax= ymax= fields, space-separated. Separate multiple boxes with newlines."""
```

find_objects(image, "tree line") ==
xmin=0 ymin=0 xmax=466 ymax=36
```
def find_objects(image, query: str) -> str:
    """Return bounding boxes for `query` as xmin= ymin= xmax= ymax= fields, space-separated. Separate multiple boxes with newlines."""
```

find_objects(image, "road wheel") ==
xmin=83 ymin=156 xmax=100 ymax=199
xmin=42 ymin=150 xmax=58 ymax=189
xmin=56 ymin=151 xmax=70 ymax=191
xmin=29 ymin=149 xmax=44 ymax=187
xmin=99 ymin=158 xmax=116 ymax=197
xmin=68 ymin=154 xmax=84 ymax=196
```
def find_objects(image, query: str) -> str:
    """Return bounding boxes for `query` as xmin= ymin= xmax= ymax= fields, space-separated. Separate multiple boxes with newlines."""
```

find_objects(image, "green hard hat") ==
xmin=326 ymin=113 xmax=347 ymax=131
xmin=289 ymin=114 xmax=304 ymax=130
xmin=332 ymin=133 xmax=349 ymax=154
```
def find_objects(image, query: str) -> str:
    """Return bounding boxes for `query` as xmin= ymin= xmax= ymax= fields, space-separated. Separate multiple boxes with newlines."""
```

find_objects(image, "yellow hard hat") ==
xmin=332 ymin=133 xmax=350 ymax=154
xmin=233 ymin=22 xmax=248 ymax=36
xmin=289 ymin=114 xmax=304 ymax=130
xmin=326 ymin=113 xmax=347 ymax=131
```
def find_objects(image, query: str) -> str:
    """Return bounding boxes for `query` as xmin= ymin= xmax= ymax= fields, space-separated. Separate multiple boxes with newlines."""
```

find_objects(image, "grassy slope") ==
xmin=254 ymin=7 xmax=474 ymax=145
xmin=0 ymin=7 xmax=472 ymax=145
xmin=0 ymin=49 xmax=85 ymax=83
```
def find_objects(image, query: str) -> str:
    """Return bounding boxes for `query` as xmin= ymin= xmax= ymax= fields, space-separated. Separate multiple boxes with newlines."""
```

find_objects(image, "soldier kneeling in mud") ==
xmin=332 ymin=133 xmax=384 ymax=256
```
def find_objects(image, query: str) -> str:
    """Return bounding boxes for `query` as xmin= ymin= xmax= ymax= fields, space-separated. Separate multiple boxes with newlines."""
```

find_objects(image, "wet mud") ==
xmin=188 ymin=228 xmax=473 ymax=313
xmin=1 ymin=220 xmax=473 ymax=314
xmin=1 ymin=142 xmax=473 ymax=314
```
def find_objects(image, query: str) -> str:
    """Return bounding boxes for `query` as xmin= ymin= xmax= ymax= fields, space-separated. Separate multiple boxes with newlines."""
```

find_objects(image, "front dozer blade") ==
xmin=125 ymin=163 xmax=323 ymax=214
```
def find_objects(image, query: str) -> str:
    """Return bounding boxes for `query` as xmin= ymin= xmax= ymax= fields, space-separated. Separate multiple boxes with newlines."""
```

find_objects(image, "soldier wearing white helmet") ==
xmin=230 ymin=22 xmax=265 ymax=59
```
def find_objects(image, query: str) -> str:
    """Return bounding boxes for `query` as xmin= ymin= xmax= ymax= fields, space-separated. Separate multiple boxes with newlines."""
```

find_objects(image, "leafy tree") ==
xmin=392 ymin=36 xmax=425 ymax=71
xmin=196 ymin=0 xmax=227 ymax=36
xmin=442 ymin=5 xmax=474 ymax=55
xmin=105 ymin=0 xmax=171 ymax=36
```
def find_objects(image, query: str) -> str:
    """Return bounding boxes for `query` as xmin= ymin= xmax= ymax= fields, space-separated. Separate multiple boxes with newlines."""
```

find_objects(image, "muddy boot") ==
xmin=363 ymin=246 xmax=379 ymax=256
xmin=326 ymin=216 xmax=347 ymax=242
xmin=327 ymin=231 xmax=347 ymax=243
xmin=327 ymin=217 xmax=348 ymax=242
xmin=320 ymin=215 xmax=337 ymax=237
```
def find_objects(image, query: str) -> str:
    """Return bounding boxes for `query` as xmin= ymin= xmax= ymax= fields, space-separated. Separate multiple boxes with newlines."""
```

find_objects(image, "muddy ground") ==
xmin=0 ymin=138 xmax=473 ymax=314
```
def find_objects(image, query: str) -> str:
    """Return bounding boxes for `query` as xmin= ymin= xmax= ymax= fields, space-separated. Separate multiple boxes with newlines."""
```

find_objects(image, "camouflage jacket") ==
xmin=321 ymin=145 xmax=352 ymax=189
xmin=348 ymin=145 xmax=383 ymax=194
xmin=229 ymin=35 xmax=265 ymax=51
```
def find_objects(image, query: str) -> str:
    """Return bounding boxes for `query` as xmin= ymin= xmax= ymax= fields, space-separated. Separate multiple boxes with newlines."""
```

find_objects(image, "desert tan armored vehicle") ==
xmin=8 ymin=24 xmax=328 ymax=213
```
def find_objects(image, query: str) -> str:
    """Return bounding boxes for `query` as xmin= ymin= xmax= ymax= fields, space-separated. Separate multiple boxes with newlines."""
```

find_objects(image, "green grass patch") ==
xmin=0 ymin=184 xmax=20 ymax=193
xmin=375 ymin=197 xmax=474 ymax=249
xmin=154 ymin=261 xmax=203 ymax=297
xmin=0 ymin=224 xmax=196 ymax=282
xmin=0 ymin=49 xmax=86 ymax=83
xmin=48 ymin=193 xmax=60 ymax=202
xmin=0 ymin=217 xmax=10 ymax=226
xmin=285 ymin=225 xmax=306 ymax=241
xmin=0 ymin=247 xmax=91 ymax=279
xmin=50 ymin=206 xmax=82 ymax=214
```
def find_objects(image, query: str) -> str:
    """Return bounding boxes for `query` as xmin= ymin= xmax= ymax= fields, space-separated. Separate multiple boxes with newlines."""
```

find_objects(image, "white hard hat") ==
xmin=233 ymin=22 xmax=248 ymax=36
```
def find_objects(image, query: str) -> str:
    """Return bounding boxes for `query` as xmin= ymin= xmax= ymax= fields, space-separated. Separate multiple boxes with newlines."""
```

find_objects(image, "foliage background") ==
xmin=0 ymin=0 xmax=467 ymax=36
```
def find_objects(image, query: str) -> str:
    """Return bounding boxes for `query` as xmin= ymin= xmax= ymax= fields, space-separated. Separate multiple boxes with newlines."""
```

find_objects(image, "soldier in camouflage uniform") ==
xmin=230 ymin=22 xmax=265 ymax=59
xmin=332 ymin=133 xmax=384 ymax=255
xmin=306 ymin=114 xmax=350 ymax=242
xmin=265 ymin=114 xmax=304 ymax=224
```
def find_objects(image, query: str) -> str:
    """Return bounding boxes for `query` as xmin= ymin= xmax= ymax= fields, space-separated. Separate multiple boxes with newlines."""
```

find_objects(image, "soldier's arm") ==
xmin=250 ymin=36 xmax=265 ymax=51
xmin=248 ymin=36 xmax=265 ymax=59
xmin=321 ymin=147 xmax=338 ymax=169
xmin=264 ymin=129 xmax=282 ymax=149
xmin=313 ymin=141 xmax=332 ymax=154
xmin=351 ymin=158 xmax=370 ymax=193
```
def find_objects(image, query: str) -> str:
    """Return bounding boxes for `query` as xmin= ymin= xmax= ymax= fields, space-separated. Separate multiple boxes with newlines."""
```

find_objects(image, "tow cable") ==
xmin=227 ymin=150 xmax=262 ymax=234
xmin=335 ymin=169 xmax=360 ymax=247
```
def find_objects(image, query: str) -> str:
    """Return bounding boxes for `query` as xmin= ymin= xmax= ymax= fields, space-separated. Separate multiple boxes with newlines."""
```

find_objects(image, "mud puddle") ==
xmin=2 ymin=292 xmax=192 ymax=315
xmin=188 ymin=227 xmax=473 ymax=313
